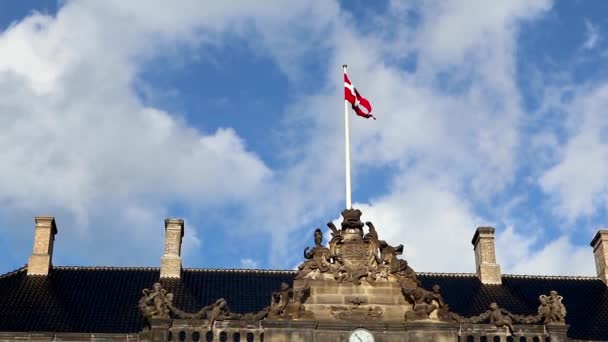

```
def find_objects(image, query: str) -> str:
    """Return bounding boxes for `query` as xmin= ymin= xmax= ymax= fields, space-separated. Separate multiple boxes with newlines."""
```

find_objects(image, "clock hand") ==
xmin=356 ymin=335 xmax=363 ymax=342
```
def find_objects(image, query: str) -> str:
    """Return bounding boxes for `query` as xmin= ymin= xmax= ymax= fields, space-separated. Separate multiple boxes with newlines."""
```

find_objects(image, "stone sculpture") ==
xmin=268 ymin=281 xmax=312 ymax=319
xmin=538 ymin=290 xmax=566 ymax=324
xmin=402 ymin=284 xmax=455 ymax=322
xmin=464 ymin=302 xmax=517 ymax=334
xmin=139 ymin=283 xmax=172 ymax=319
xmin=138 ymin=208 xmax=569 ymax=337
xmin=295 ymin=229 xmax=332 ymax=280
xmin=295 ymin=208 xmax=419 ymax=286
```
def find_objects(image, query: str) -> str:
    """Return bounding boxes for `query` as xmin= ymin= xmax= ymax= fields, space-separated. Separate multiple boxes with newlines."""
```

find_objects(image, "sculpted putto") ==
xmin=538 ymin=290 xmax=566 ymax=324
xmin=139 ymin=283 xmax=171 ymax=319
xmin=268 ymin=281 xmax=312 ymax=319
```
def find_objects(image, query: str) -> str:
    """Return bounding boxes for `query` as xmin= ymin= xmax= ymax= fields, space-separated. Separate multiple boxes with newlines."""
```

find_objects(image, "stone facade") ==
xmin=3 ymin=209 xmax=603 ymax=341
xmin=134 ymin=210 xmax=570 ymax=342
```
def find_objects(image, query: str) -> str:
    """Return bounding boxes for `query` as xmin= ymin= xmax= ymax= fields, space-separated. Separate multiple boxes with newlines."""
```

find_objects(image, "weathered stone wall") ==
xmin=0 ymin=332 xmax=140 ymax=341
xmin=295 ymin=279 xmax=412 ymax=322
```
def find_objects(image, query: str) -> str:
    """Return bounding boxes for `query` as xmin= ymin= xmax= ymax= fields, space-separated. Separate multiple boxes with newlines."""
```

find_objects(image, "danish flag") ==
xmin=344 ymin=70 xmax=375 ymax=119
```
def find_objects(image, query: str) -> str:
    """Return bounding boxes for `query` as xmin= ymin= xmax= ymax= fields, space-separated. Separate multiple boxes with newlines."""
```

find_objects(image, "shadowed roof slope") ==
xmin=0 ymin=267 xmax=607 ymax=340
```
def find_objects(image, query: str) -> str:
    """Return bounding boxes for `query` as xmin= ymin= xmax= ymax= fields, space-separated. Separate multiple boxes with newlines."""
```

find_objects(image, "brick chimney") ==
xmin=27 ymin=216 xmax=58 ymax=276
xmin=160 ymin=218 xmax=184 ymax=279
xmin=590 ymin=229 xmax=608 ymax=284
xmin=471 ymin=227 xmax=502 ymax=284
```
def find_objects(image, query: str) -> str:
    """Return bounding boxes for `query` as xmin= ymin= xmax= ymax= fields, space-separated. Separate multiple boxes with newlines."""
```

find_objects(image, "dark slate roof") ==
xmin=0 ymin=267 xmax=607 ymax=340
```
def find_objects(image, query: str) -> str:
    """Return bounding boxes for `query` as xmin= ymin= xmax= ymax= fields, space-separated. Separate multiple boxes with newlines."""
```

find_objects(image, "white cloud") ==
xmin=583 ymin=19 xmax=600 ymax=50
xmin=497 ymin=228 xmax=594 ymax=276
xmin=0 ymin=2 xmax=279 ymax=266
xmin=539 ymin=83 xmax=608 ymax=221
xmin=3 ymin=0 xmax=600 ymax=278
xmin=240 ymin=258 xmax=259 ymax=269
xmin=351 ymin=172 xmax=481 ymax=273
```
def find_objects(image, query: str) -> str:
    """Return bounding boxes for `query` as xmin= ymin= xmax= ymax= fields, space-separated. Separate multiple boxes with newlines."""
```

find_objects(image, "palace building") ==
xmin=1 ymin=210 xmax=607 ymax=342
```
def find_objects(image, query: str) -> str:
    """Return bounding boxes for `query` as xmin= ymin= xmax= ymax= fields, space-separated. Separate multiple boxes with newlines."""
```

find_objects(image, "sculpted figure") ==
xmin=296 ymin=229 xmax=332 ymax=279
xmin=404 ymin=287 xmax=435 ymax=321
xmin=402 ymin=284 xmax=454 ymax=322
xmin=139 ymin=283 xmax=171 ymax=319
xmin=169 ymin=297 xmax=238 ymax=326
xmin=378 ymin=240 xmax=419 ymax=284
xmin=283 ymin=280 xmax=312 ymax=319
xmin=464 ymin=302 xmax=517 ymax=334
xmin=267 ymin=282 xmax=294 ymax=319
xmin=488 ymin=302 xmax=515 ymax=333
xmin=204 ymin=298 xmax=237 ymax=326
xmin=545 ymin=291 xmax=566 ymax=324
xmin=538 ymin=295 xmax=552 ymax=324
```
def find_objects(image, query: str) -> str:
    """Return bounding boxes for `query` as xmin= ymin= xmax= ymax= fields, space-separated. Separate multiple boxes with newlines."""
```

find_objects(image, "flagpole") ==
xmin=343 ymin=64 xmax=352 ymax=209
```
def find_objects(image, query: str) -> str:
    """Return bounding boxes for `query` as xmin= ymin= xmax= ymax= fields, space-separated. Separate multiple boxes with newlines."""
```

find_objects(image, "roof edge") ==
xmin=0 ymin=265 xmax=27 ymax=279
xmin=3 ymin=266 xmax=596 ymax=281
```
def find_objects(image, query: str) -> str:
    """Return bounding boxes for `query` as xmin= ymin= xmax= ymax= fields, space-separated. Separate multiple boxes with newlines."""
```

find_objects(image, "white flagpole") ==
xmin=343 ymin=64 xmax=352 ymax=209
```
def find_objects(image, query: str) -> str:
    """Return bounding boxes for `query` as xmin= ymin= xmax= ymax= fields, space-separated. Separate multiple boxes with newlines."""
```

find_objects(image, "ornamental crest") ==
xmin=328 ymin=209 xmax=380 ymax=284
xmin=296 ymin=209 xmax=416 ymax=285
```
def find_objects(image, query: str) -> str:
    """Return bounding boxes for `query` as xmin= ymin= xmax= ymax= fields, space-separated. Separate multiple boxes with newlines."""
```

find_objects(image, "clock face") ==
xmin=349 ymin=328 xmax=374 ymax=342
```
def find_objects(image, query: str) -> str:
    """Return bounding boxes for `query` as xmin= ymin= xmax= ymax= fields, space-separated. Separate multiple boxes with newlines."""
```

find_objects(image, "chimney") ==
xmin=471 ymin=227 xmax=502 ymax=284
xmin=590 ymin=229 xmax=608 ymax=284
xmin=160 ymin=218 xmax=184 ymax=279
xmin=27 ymin=216 xmax=58 ymax=276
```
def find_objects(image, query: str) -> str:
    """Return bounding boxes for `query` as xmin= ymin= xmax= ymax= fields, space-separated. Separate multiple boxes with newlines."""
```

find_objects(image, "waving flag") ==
xmin=344 ymin=71 xmax=375 ymax=119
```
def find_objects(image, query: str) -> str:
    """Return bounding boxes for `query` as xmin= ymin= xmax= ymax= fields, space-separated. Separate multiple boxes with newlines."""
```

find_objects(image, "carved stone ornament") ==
xmin=267 ymin=280 xmax=313 ymax=320
xmin=139 ymin=283 xmax=172 ymax=320
xmin=538 ymin=290 xmax=566 ymax=324
xmin=330 ymin=296 xmax=383 ymax=321
xmin=402 ymin=284 xmax=458 ymax=322
xmin=459 ymin=294 xmax=568 ymax=335
xmin=295 ymin=209 xmax=419 ymax=286
xmin=139 ymin=209 xmax=568 ymax=332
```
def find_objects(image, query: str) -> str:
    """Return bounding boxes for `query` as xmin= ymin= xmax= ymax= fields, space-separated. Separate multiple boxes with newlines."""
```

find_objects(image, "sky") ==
xmin=0 ymin=0 xmax=607 ymax=276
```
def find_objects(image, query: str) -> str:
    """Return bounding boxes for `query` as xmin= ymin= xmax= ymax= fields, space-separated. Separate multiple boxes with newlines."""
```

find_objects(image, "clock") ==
xmin=349 ymin=328 xmax=374 ymax=342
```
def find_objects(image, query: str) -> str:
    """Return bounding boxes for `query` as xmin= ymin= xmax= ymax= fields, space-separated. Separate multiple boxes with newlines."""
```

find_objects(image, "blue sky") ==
xmin=1 ymin=0 xmax=607 ymax=276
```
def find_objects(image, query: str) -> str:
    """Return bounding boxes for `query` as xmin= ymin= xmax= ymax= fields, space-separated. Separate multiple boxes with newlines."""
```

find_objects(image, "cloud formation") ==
xmin=0 ymin=0 xmax=603 ymax=277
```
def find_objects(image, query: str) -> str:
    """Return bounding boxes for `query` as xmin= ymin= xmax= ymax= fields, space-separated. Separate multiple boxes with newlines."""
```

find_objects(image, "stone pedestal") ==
xmin=295 ymin=279 xmax=412 ymax=321
xmin=147 ymin=318 xmax=172 ymax=342
xmin=546 ymin=324 xmax=569 ymax=342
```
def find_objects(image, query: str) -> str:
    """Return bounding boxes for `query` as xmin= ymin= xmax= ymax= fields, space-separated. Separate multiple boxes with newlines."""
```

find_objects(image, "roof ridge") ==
xmin=32 ymin=267 xmax=602 ymax=280
xmin=183 ymin=267 xmax=297 ymax=274
xmin=418 ymin=272 xmax=477 ymax=277
xmin=0 ymin=265 xmax=27 ymax=279
xmin=502 ymin=273 xmax=600 ymax=280
xmin=53 ymin=265 xmax=160 ymax=271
